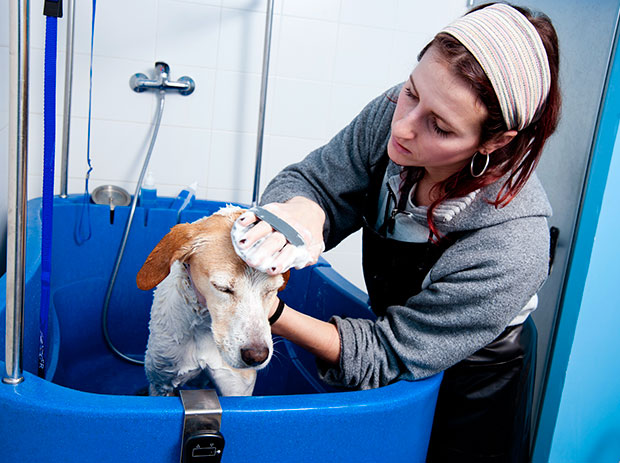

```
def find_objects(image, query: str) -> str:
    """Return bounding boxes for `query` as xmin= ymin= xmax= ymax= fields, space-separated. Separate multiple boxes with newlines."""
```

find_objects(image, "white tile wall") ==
xmin=218 ymin=7 xmax=276 ymax=73
xmin=211 ymin=70 xmax=262 ymax=132
xmin=276 ymin=16 xmax=338 ymax=81
xmin=269 ymin=77 xmax=332 ymax=140
xmin=207 ymin=130 xmax=258 ymax=193
xmin=0 ymin=0 xmax=8 ymax=48
xmin=157 ymin=1 xmax=220 ymax=68
xmin=0 ymin=0 xmax=467 ymax=289
xmin=281 ymin=0 xmax=339 ymax=22
xmin=340 ymin=0 xmax=398 ymax=29
xmin=0 ymin=45 xmax=7 ymax=130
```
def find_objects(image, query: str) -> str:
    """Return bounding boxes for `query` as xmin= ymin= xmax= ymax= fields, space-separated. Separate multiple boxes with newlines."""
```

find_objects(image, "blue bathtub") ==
xmin=0 ymin=196 xmax=442 ymax=462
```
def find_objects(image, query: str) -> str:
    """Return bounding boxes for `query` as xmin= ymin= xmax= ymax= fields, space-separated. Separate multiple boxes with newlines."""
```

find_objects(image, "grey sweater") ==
xmin=261 ymin=84 xmax=552 ymax=390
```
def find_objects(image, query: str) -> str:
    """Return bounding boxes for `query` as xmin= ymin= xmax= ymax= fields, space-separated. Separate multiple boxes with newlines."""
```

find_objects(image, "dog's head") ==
xmin=136 ymin=206 xmax=289 ymax=370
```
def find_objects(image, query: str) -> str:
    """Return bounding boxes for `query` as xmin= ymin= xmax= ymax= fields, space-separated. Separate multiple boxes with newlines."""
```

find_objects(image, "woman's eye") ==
xmin=404 ymin=87 xmax=418 ymax=100
xmin=431 ymin=119 xmax=450 ymax=137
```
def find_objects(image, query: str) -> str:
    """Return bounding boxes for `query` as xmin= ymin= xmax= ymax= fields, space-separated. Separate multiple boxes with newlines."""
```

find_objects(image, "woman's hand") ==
xmin=232 ymin=197 xmax=326 ymax=275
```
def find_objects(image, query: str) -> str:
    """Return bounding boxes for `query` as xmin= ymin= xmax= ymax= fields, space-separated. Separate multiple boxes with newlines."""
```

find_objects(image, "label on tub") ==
xmin=184 ymin=432 xmax=225 ymax=462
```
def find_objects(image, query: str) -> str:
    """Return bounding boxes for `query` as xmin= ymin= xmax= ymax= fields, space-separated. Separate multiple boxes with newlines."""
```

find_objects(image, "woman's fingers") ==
xmin=235 ymin=219 xmax=273 ymax=249
xmin=232 ymin=198 xmax=326 ymax=273
xmin=236 ymin=210 xmax=257 ymax=226
xmin=244 ymin=231 xmax=288 ymax=269
xmin=233 ymin=211 xmax=291 ymax=271
xmin=266 ymin=244 xmax=299 ymax=275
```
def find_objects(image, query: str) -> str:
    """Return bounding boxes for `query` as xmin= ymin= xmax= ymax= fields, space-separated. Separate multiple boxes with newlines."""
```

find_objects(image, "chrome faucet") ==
xmin=130 ymin=62 xmax=195 ymax=95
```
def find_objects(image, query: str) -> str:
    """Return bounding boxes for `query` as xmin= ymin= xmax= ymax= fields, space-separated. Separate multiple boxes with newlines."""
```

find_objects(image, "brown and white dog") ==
xmin=136 ymin=206 xmax=288 ymax=397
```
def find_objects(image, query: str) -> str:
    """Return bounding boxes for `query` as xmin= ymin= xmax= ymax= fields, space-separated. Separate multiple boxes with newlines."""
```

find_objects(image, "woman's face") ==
xmin=388 ymin=46 xmax=489 ymax=180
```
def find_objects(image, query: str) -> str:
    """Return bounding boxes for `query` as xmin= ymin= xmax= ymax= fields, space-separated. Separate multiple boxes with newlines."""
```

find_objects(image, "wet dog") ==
xmin=136 ymin=206 xmax=287 ymax=396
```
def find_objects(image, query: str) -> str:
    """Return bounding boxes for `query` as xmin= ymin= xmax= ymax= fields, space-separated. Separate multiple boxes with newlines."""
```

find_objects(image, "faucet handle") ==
xmin=155 ymin=61 xmax=170 ymax=80
xmin=130 ymin=73 xmax=149 ymax=92
xmin=177 ymin=76 xmax=196 ymax=96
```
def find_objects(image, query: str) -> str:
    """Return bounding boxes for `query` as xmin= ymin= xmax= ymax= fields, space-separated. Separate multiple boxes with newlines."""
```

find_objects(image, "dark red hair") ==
xmin=396 ymin=3 xmax=561 ymax=240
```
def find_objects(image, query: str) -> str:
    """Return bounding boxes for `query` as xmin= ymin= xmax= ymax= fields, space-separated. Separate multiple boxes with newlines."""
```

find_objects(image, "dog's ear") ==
xmin=136 ymin=223 xmax=197 ymax=290
xmin=278 ymin=270 xmax=291 ymax=292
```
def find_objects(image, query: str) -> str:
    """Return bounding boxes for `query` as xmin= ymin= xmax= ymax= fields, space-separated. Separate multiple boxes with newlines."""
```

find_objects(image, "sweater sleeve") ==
xmin=319 ymin=215 xmax=550 ymax=389
xmin=260 ymin=85 xmax=400 ymax=250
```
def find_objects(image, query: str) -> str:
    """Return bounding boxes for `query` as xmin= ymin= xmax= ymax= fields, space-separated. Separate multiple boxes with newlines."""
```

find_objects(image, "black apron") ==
xmin=361 ymin=158 xmax=536 ymax=462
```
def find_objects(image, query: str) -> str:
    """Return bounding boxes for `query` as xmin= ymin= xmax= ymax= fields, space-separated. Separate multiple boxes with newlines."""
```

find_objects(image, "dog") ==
xmin=136 ymin=206 xmax=288 ymax=397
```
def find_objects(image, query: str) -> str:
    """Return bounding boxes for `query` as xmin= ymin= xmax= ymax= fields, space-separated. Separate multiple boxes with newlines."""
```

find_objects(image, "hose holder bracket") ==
xmin=179 ymin=389 xmax=225 ymax=463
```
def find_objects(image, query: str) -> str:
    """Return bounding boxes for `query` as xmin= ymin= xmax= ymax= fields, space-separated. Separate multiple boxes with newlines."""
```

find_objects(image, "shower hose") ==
xmin=102 ymin=90 xmax=166 ymax=365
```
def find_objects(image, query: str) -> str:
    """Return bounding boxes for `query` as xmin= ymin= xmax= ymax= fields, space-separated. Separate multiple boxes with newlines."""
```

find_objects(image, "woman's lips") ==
xmin=391 ymin=136 xmax=411 ymax=155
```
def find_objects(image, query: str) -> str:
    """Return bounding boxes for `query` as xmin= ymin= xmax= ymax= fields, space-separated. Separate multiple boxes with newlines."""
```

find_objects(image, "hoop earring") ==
xmin=470 ymin=151 xmax=490 ymax=178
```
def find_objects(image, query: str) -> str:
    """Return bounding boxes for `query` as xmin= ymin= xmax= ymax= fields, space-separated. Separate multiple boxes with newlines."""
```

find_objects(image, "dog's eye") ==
xmin=212 ymin=283 xmax=234 ymax=294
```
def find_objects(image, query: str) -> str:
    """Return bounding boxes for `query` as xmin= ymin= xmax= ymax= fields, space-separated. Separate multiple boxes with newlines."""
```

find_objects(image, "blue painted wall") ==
xmin=547 ymin=122 xmax=620 ymax=462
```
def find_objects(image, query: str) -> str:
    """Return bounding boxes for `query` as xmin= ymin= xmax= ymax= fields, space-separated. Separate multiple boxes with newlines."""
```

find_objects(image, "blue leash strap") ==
xmin=39 ymin=0 xmax=62 ymax=378
xmin=75 ymin=0 xmax=97 ymax=245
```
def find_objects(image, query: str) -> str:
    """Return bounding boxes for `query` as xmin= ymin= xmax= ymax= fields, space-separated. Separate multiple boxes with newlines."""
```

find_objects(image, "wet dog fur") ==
xmin=136 ymin=206 xmax=288 ymax=396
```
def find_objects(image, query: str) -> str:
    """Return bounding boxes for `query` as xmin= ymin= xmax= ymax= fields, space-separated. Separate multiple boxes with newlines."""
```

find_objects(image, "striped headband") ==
xmin=441 ymin=3 xmax=551 ymax=130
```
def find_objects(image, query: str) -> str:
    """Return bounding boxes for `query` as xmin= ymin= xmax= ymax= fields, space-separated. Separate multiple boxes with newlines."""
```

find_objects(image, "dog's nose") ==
xmin=241 ymin=345 xmax=269 ymax=366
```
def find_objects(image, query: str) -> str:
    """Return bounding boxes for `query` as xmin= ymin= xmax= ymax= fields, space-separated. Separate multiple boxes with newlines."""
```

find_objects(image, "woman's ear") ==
xmin=480 ymin=130 xmax=518 ymax=154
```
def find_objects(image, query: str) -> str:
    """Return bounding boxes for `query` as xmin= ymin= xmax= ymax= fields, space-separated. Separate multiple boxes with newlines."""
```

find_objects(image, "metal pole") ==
xmin=4 ymin=0 xmax=30 ymax=385
xmin=59 ymin=0 xmax=76 ymax=198
xmin=251 ymin=0 xmax=275 ymax=206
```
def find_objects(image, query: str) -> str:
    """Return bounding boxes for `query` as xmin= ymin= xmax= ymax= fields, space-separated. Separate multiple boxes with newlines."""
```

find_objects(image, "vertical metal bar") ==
xmin=59 ymin=0 xmax=76 ymax=198
xmin=4 ymin=0 xmax=30 ymax=385
xmin=251 ymin=0 xmax=275 ymax=206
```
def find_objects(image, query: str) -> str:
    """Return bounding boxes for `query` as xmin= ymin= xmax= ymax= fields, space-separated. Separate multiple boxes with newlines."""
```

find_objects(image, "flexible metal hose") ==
xmin=102 ymin=90 xmax=165 ymax=365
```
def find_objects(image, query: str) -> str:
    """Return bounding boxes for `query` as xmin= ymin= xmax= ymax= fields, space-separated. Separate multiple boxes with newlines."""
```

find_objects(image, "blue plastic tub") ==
xmin=0 ymin=195 xmax=442 ymax=462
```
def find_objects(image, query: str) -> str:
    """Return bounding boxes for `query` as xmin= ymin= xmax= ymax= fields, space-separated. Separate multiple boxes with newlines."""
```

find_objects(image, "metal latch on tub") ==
xmin=180 ymin=389 xmax=225 ymax=463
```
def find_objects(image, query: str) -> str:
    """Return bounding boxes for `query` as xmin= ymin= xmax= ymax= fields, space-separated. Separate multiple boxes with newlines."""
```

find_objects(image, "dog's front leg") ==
xmin=149 ymin=383 xmax=176 ymax=397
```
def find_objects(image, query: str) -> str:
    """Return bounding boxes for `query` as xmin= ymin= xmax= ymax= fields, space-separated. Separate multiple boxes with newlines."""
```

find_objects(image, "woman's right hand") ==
xmin=231 ymin=197 xmax=326 ymax=275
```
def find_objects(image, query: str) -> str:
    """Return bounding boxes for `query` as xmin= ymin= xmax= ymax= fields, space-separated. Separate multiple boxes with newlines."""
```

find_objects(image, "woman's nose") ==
xmin=393 ymin=109 xmax=419 ymax=139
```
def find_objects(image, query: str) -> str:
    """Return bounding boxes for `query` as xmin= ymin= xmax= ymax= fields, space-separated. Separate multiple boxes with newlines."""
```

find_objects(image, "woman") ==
xmin=232 ymin=3 xmax=560 ymax=461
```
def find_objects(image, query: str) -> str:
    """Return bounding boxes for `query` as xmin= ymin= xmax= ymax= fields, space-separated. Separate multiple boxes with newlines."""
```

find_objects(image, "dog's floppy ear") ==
xmin=137 ymin=223 xmax=197 ymax=290
xmin=278 ymin=270 xmax=291 ymax=292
